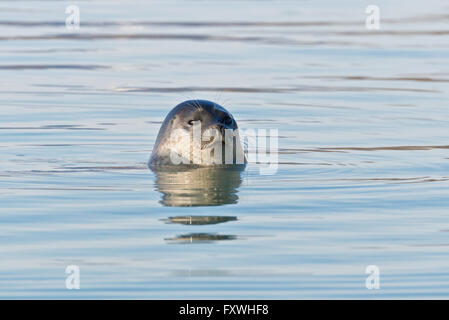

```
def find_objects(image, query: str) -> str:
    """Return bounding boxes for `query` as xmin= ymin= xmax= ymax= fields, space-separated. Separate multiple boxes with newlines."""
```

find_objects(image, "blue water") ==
xmin=1 ymin=0 xmax=449 ymax=299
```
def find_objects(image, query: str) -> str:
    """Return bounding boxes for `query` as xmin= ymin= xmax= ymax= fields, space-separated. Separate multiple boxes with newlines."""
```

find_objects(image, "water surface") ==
xmin=1 ymin=0 xmax=449 ymax=298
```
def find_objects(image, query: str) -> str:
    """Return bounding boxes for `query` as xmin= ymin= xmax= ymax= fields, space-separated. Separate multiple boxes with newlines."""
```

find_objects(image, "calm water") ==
xmin=1 ymin=0 xmax=449 ymax=299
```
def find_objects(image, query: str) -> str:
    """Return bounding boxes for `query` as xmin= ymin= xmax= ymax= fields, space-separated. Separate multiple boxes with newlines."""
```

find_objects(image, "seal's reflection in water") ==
xmin=152 ymin=165 xmax=245 ymax=207
xmin=163 ymin=216 xmax=237 ymax=225
xmin=152 ymin=165 xmax=244 ymax=243
xmin=163 ymin=216 xmax=238 ymax=243
xmin=166 ymin=233 xmax=237 ymax=244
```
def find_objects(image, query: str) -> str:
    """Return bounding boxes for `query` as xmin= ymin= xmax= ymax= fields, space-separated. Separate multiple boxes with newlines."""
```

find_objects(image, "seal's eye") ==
xmin=187 ymin=120 xmax=194 ymax=126
xmin=223 ymin=116 xmax=233 ymax=125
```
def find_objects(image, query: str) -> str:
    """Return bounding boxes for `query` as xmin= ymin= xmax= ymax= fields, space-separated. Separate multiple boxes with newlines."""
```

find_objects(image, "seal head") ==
xmin=149 ymin=100 xmax=245 ymax=167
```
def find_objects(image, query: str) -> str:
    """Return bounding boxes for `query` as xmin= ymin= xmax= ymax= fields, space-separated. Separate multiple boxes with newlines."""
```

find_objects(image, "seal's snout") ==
xmin=201 ymin=132 xmax=216 ymax=150
xmin=201 ymin=124 xmax=225 ymax=150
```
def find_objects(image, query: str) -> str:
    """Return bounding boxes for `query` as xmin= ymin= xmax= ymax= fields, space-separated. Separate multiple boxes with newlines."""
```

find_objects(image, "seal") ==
xmin=149 ymin=100 xmax=246 ymax=167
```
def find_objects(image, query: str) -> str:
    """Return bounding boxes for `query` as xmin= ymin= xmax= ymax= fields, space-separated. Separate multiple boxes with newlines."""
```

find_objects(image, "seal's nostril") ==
xmin=223 ymin=116 xmax=233 ymax=126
